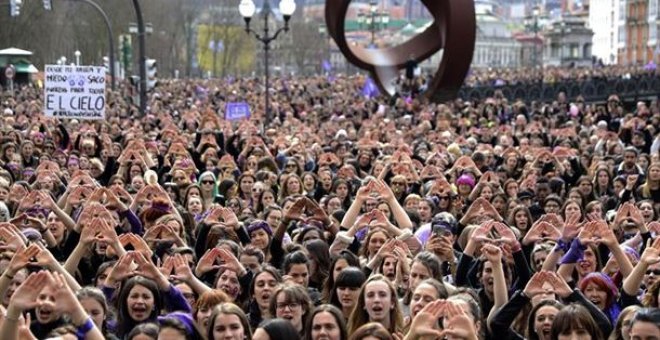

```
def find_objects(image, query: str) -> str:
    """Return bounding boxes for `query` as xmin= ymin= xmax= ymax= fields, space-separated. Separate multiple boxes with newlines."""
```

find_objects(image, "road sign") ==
xmin=4 ymin=65 xmax=15 ymax=80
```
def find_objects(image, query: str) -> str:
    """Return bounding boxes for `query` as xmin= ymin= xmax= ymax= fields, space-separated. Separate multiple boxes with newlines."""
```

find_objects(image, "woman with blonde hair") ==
xmin=638 ymin=162 xmax=660 ymax=201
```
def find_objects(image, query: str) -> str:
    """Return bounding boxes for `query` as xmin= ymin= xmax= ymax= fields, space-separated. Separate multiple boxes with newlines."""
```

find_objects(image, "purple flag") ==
xmin=361 ymin=77 xmax=380 ymax=98
xmin=322 ymin=60 xmax=332 ymax=72
xmin=195 ymin=85 xmax=208 ymax=100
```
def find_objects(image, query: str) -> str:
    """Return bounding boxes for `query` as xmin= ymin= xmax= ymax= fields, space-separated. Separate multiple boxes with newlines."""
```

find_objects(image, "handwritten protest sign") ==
xmin=225 ymin=102 xmax=250 ymax=121
xmin=44 ymin=65 xmax=106 ymax=120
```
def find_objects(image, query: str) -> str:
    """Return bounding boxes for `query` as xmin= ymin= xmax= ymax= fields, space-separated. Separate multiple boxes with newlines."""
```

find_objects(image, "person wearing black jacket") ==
xmin=489 ymin=271 xmax=613 ymax=340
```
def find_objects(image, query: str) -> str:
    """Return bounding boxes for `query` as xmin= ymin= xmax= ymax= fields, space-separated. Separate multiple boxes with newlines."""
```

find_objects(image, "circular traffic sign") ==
xmin=4 ymin=65 xmax=15 ymax=80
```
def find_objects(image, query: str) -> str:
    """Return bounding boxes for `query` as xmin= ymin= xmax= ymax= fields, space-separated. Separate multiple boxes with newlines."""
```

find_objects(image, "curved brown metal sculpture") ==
xmin=325 ymin=0 xmax=476 ymax=102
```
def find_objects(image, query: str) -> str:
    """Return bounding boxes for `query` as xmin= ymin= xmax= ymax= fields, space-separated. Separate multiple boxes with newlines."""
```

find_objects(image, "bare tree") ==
xmin=287 ymin=18 xmax=327 ymax=75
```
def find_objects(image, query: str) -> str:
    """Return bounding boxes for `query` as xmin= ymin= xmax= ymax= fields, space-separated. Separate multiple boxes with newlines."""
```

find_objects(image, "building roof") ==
xmin=0 ymin=47 xmax=33 ymax=56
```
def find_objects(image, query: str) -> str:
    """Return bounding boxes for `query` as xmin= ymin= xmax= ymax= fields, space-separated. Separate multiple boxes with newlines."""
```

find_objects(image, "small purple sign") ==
xmin=225 ymin=102 xmax=250 ymax=121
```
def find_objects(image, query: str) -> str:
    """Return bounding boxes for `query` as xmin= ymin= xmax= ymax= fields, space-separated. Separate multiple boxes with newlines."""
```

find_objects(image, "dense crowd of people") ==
xmin=464 ymin=65 xmax=659 ymax=87
xmin=0 ymin=71 xmax=658 ymax=340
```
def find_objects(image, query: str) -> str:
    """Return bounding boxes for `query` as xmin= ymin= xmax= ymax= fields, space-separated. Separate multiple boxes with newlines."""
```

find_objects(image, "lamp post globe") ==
xmin=279 ymin=0 xmax=296 ymax=17
xmin=239 ymin=0 xmax=256 ymax=23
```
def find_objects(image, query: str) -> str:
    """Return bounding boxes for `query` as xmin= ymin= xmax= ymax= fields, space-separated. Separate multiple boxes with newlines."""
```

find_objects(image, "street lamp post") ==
xmin=318 ymin=25 xmax=332 ymax=72
xmin=75 ymin=50 xmax=81 ymax=66
xmin=357 ymin=1 xmax=389 ymax=48
xmin=129 ymin=0 xmax=147 ymax=116
xmin=532 ymin=7 xmax=540 ymax=69
xmin=239 ymin=0 xmax=296 ymax=124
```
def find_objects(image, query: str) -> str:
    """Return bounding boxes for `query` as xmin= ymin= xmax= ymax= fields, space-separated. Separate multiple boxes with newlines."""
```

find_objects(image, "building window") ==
xmin=650 ymin=0 xmax=659 ymax=20
xmin=619 ymin=26 xmax=627 ymax=44
xmin=571 ymin=43 xmax=580 ymax=58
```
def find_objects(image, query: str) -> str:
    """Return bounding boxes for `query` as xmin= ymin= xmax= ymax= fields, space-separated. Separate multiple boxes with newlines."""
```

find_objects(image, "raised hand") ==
xmin=8 ymin=271 xmax=53 ymax=311
xmin=33 ymin=244 xmax=59 ymax=269
xmin=39 ymin=193 xmax=59 ymax=211
xmin=8 ymin=213 xmax=29 ymax=229
xmin=597 ymin=221 xmax=619 ymax=248
xmin=491 ymin=222 xmax=518 ymax=247
xmin=648 ymin=222 xmax=660 ymax=235
xmin=538 ymin=213 xmax=564 ymax=230
xmin=171 ymin=254 xmax=195 ymax=282
xmin=481 ymin=243 xmax=503 ymax=265
xmin=544 ymin=271 xmax=573 ymax=298
xmin=7 ymin=244 xmax=40 ymax=276
xmin=143 ymin=224 xmax=163 ymax=244
xmin=440 ymin=302 xmax=478 ymax=340
xmin=629 ymin=205 xmax=645 ymax=227
xmin=461 ymin=199 xmax=484 ymax=224
xmin=373 ymin=239 xmax=396 ymax=262
xmin=133 ymin=251 xmax=169 ymax=289
xmin=354 ymin=212 xmax=373 ymax=231
xmin=160 ymin=255 xmax=175 ymax=277
xmin=283 ymin=198 xmax=305 ymax=222
xmin=373 ymin=179 xmax=396 ymax=201
xmin=0 ymin=223 xmax=27 ymax=252
xmin=355 ymin=182 xmax=372 ymax=201
xmin=641 ymin=238 xmax=660 ymax=265
xmin=470 ymin=221 xmax=494 ymax=245
xmin=523 ymin=221 xmax=561 ymax=246
xmin=577 ymin=221 xmax=599 ymax=246
xmin=106 ymin=252 xmax=137 ymax=286
xmin=370 ymin=209 xmax=391 ymax=227
xmin=562 ymin=212 xmax=581 ymax=241
xmin=302 ymin=197 xmax=330 ymax=225
xmin=49 ymin=272 xmax=81 ymax=316
xmin=523 ymin=271 xmax=552 ymax=297
xmin=218 ymin=248 xmax=247 ymax=276
xmin=15 ymin=312 xmax=35 ymax=340
xmin=195 ymin=248 xmax=222 ymax=277
xmin=88 ymin=187 xmax=106 ymax=204
xmin=122 ymin=233 xmax=152 ymax=259
xmin=405 ymin=300 xmax=446 ymax=339
xmin=426 ymin=235 xmax=455 ymax=262
xmin=160 ymin=224 xmax=186 ymax=246
xmin=220 ymin=207 xmax=240 ymax=228
xmin=104 ymin=188 xmax=128 ymax=211
xmin=204 ymin=206 xmax=224 ymax=225
xmin=96 ymin=218 xmax=123 ymax=247
xmin=614 ymin=203 xmax=631 ymax=227
xmin=481 ymin=199 xmax=504 ymax=221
